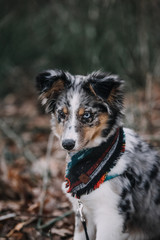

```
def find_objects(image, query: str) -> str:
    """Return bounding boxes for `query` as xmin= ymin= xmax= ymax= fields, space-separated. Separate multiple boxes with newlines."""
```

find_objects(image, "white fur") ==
xmin=62 ymin=93 xmax=80 ymax=144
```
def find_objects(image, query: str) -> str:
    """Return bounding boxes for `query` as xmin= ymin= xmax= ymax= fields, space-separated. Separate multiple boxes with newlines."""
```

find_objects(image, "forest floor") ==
xmin=0 ymin=82 xmax=160 ymax=240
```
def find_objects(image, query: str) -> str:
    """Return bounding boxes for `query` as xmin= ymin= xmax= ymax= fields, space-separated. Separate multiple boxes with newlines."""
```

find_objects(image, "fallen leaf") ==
xmin=51 ymin=228 xmax=73 ymax=237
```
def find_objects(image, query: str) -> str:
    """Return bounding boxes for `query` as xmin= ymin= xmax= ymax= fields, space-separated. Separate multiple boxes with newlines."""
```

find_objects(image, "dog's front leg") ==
xmin=74 ymin=212 xmax=96 ymax=240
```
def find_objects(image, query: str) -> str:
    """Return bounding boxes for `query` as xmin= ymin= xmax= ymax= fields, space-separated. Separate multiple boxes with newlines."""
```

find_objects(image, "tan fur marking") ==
xmin=78 ymin=108 xmax=85 ymax=116
xmin=55 ymin=121 xmax=64 ymax=136
xmin=107 ymin=87 xmax=117 ymax=104
xmin=40 ymin=79 xmax=65 ymax=100
xmin=89 ymin=84 xmax=97 ymax=97
xmin=63 ymin=106 xmax=68 ymax=114
xmin=83 ymin=113 xmax=108 ymax=141
xmin=90 ymin=83 xmax=119 ymax=104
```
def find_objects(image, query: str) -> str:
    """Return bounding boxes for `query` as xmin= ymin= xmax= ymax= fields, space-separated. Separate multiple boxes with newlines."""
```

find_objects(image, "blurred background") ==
xmin=0 ymin=0 xmax=160 ymax=239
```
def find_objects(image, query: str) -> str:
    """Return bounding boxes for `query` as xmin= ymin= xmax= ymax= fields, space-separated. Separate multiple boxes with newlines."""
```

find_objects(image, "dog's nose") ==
xmin=62 ymin=139 xmax=75 ymax=151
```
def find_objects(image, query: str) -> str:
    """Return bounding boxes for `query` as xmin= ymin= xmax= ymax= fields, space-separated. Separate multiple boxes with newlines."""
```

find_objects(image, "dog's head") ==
xmin=36 ymin=70 xmax=124 ymax=151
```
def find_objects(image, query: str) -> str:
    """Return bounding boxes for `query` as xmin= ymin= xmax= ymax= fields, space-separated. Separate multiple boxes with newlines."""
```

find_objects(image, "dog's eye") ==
xmin=81 ymin=112 xmax=93 ymax=123
xmin=83 ymin=112 xmax=91 ymax=119
xmin=58 ymin=110 xmax=66 ymax=119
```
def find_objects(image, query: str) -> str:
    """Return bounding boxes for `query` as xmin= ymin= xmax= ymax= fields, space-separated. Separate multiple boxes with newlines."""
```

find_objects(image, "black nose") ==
xmin=62 ymin=139 xmax=75 ymax=151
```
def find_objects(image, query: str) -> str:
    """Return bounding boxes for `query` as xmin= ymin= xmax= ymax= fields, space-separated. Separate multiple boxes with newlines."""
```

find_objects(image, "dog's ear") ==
xmin=36 ymin=70 xmax=70 ymax=112
xmin=86 ymin=71 xmax=124 ymax=105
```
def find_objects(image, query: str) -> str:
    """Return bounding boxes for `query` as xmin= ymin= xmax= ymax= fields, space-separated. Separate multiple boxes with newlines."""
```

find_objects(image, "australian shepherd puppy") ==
xmin=36 ymin=70 xmax=160 ymax=240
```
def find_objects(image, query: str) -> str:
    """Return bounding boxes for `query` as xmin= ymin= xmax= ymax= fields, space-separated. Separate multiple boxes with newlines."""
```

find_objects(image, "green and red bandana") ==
xmin=65 ymin=127 xmax=125 ymax=198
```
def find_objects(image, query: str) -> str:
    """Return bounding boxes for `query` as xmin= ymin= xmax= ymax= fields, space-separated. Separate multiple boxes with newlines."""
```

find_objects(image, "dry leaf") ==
xmin=51 ymin=228 xmax=73 ymax=237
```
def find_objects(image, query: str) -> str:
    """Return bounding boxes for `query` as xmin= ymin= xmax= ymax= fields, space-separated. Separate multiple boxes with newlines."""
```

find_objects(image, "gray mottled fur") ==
xmin=117 ymin=128 xmax=160 ymax=240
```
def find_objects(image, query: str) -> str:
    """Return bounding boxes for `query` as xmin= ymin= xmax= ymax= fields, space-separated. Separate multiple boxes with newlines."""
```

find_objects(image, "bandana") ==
xmin=65 ymin=127 xmax=125 ymax=198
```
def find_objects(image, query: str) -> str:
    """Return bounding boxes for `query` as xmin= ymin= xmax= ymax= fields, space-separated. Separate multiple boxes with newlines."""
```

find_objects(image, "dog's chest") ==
xmin=65 ymin=179 xmax=122 ymax=220
xmin=83 ymin=180 xmax=121 ymax=211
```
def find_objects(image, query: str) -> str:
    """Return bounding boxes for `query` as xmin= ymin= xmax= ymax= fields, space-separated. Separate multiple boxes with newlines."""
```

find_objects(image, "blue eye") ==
xmin=83 ymin=112 xmax=91 ymax=119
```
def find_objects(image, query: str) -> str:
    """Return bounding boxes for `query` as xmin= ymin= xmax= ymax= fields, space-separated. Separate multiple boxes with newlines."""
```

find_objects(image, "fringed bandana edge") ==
xmin=65 ymin=127 xmax=125 ymax=198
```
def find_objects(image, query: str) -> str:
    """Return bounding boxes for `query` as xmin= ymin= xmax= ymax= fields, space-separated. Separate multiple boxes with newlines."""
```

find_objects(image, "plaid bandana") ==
xmin=65 ymin=127 xmax=125 ymax=198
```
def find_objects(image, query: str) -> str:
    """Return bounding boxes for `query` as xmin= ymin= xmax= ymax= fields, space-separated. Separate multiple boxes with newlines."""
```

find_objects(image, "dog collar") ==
xmin=65 ymin=127 xmax=125 ymax=198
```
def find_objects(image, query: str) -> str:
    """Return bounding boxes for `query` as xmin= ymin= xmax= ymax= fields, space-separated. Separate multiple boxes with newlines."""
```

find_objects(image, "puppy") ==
xmin=36 ymin=70 xmax=160 ymax=240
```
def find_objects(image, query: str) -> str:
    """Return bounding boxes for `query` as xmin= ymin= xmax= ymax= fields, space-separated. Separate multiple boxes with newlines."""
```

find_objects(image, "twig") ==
xmin=36 ymin=131 xmax=54 ymax=229
xmin=0 ymin=212 xmax=73 ymax=221
xmin=37 ymin=210 xmax=73 ymax=230
xmin=0 ymin=119 xmax=37 ymax=163
xmin=0 ymin=213 xmax=16 ymax=221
